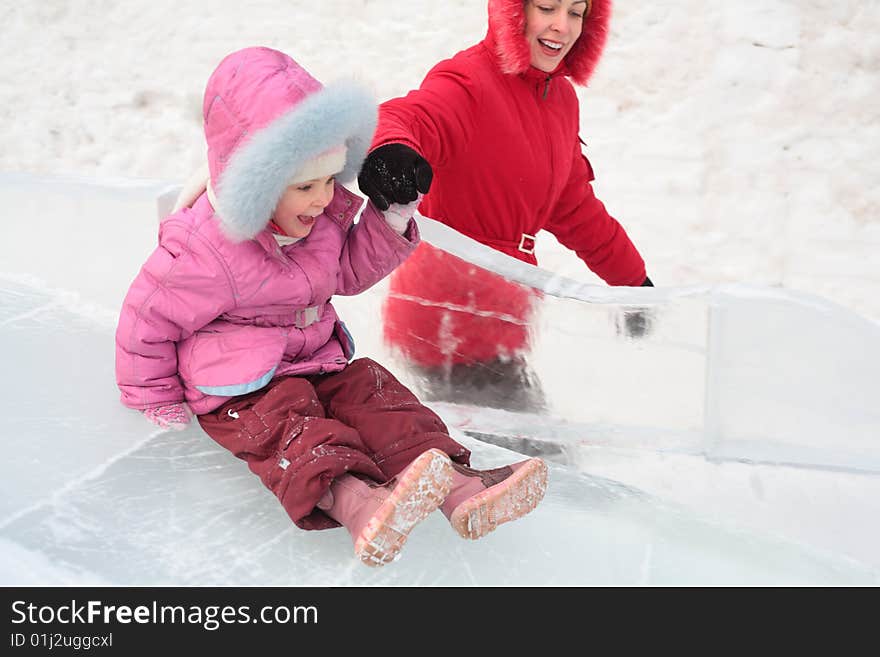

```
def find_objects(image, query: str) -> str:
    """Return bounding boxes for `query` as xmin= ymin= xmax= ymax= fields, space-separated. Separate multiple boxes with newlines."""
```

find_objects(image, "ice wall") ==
xmin=408 ymin=213 xmax=880 ymax=473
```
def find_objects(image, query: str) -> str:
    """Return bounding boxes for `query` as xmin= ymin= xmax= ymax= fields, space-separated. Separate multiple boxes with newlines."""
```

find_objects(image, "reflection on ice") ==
xmin=386 ymin=216 xmax=880 ymax=474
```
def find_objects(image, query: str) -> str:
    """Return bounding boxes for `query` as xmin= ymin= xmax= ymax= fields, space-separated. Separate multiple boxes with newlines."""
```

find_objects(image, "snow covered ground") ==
xmin=1 ymin=1 xmax=879 ymax=584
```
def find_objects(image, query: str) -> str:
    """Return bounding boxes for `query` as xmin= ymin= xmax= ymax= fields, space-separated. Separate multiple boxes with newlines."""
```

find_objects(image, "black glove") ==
xmin=623 ymin=308 xmax=652 ymax=339
xmin=358 ymin=143 xmax=433 ymax=211
xmin=620 ymin=276 xmax=655 ymax=339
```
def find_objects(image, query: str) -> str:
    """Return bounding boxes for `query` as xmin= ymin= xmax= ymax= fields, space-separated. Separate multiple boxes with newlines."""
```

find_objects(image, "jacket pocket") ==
xmin=179 ymin=322 xmax=288 ymax=396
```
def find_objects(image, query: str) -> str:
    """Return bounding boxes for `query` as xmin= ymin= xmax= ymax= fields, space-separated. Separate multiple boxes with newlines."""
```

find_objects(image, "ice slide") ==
xmin=0 ymin=173 xmax=877 ymax=584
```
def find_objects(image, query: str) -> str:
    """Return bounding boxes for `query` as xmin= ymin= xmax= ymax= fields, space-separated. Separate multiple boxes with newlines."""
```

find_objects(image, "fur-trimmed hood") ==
xmin=486 ymin=0 xmax=611 ymax=85
xmin=203 ymin=47 xmax=377 ymax=241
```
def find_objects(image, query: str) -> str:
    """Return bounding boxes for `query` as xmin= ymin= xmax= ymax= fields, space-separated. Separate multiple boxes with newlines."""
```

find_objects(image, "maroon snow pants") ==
xmin=197 ymin=358 xmax=471 ymax=530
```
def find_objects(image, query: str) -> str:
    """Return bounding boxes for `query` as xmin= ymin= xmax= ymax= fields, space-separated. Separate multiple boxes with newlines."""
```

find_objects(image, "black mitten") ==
xmin=358 ymin=143 xmax=433 ymax=211
xmin=624 ymin=308 xmax=652 ymax=339
xmin=621 ymin=276 xmax=655 ymax=339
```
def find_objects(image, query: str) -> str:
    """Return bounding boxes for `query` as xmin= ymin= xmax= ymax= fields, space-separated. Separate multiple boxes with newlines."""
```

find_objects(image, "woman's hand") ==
xmin=358 ymin=144 xmax=433 ymax=211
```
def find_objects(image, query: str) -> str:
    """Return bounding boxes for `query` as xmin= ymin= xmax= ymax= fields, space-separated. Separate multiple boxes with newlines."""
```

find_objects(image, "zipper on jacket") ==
xmin=542 ymin=75 xmax=551 ymax=100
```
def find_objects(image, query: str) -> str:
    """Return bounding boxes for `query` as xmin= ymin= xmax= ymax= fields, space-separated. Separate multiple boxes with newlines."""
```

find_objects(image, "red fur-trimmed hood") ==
xmin=486 ymin=0 xmax=611 ymax=85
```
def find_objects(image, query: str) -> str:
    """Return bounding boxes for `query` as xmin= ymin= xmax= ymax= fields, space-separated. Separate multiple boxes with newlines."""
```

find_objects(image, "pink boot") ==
xmin=439 ymin=458 xmax=548 ymax=540
xmin=318 ymin=448 xmax=454 ymax=567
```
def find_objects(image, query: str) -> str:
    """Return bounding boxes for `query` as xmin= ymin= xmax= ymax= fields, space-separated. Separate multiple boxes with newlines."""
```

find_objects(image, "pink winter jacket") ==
xmin=115 ymin=47 xmax=418 ymax=415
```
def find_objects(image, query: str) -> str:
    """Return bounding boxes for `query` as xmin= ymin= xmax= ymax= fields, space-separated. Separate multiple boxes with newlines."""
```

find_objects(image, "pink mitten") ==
xmin=143 ymin=403 xmax=192 ymax=431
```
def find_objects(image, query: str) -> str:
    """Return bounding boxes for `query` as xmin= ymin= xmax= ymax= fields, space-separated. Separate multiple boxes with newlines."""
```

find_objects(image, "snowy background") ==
xmin=2 ymin=0 xmax=878 ymax=320
xmin=1 ymin=1 xmax=879 ymax=585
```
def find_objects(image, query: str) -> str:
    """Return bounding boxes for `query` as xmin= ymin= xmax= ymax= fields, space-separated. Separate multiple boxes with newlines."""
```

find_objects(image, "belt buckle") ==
xmin=294 ymin=305 xmax=321 ymax=329
xmin=518 ymin=233 xmax=536 ymax=255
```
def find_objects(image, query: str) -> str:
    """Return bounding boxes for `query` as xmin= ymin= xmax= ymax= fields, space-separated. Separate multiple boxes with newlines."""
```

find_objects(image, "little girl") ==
xmin=115 ymin=47 xmax=547 ymax=567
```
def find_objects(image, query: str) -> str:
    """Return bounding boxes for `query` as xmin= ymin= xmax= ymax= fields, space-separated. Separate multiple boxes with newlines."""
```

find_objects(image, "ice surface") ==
xmin=1 ymin=175 xmax=879 ymax=585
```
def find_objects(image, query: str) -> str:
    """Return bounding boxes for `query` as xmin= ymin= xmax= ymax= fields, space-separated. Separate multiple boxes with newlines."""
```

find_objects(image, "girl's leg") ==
xmin=312 ymin=359 xmax=548 ymax=541
xmin=311 ymin=358 xmax=471 ymax=479
xmin=197 ymin=376 xmax=385 ymax=531
xmin=318 ymin=449 xmax=453 ymax=567
xmin=439 ymin=458 xmax=548 ymax=540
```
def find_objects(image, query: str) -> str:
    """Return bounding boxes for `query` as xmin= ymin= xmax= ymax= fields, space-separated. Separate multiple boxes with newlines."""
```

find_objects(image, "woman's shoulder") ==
xmin=417 ymin=41 xmax=495 ymax=107
xmin=427 ymin=40 xmax=493 ymax=79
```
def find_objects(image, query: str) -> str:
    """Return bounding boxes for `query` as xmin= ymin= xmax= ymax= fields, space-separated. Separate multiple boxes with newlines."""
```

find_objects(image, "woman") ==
xmin=358 ymin=0 xmax=652 ymax=411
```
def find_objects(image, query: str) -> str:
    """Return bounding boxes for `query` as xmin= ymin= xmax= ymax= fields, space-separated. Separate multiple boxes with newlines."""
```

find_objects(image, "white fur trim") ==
xmin=215 ymin=81 xmax=376 ymax=242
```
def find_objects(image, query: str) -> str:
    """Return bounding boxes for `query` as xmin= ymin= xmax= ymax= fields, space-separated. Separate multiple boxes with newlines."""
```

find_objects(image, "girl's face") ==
xmin=272 ymin=175 xmax=336 ymax=238
xmin=524 ymin=0 xmax=588 ymax=74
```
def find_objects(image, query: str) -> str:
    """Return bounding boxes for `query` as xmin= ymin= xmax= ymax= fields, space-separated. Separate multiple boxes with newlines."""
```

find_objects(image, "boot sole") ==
xmin=449 ymin=458 xmax=548 ymax=540
xmin=354 ymin=448 xmax=454 ymax=567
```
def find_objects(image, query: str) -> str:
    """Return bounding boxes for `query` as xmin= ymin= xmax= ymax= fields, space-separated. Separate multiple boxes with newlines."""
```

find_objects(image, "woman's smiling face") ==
xmin=524 ymin=0 xmax=589 ymax=74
